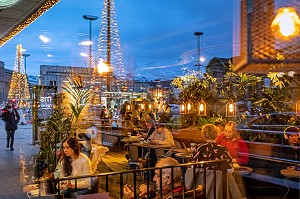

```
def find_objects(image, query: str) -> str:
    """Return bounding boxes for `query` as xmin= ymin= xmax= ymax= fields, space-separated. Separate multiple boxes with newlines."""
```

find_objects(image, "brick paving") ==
xmin=0 ymin=120 xmax=39 ymax=199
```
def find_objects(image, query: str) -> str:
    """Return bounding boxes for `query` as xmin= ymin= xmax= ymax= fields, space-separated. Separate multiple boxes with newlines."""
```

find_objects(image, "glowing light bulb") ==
xmin=199 ymin=104 xmax=204 ymax=112
xmin=187 ymin=103 xmax=191 ymax=111
xmin=229 ymin=104 xmax=234 ymax=112
xmin=181 ymin=105 xmax=185 ymax=112
xmin=97 ymin=59 xmax=109 ymax=73
xmin=272 ymin=7 xmax=300 ymax=38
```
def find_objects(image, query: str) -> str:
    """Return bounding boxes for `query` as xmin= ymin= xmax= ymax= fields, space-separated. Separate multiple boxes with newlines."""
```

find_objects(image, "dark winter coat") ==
xmin=2 ymin=108 xmax=20 ymax=131
xmin=273 ymin=139 xmax=300 ymax=161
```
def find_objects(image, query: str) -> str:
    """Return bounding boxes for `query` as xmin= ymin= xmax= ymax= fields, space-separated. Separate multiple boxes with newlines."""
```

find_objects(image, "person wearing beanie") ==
xmin=272 ymin=126 xmax=300 ymax=176
xmin=2 ymin=103 xmax=20 ymax=151
xmin=284 ymin=126 xmax=300 ymax=147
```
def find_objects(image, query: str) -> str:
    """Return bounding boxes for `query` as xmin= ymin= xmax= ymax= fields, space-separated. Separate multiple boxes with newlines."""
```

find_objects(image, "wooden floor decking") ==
xmin=96 ymin=149 xmax=152 ymax=198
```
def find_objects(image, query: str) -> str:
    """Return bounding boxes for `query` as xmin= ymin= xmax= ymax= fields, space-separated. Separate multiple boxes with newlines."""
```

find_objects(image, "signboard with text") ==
xmin=34 ymin=86 xmax=57 ymax=121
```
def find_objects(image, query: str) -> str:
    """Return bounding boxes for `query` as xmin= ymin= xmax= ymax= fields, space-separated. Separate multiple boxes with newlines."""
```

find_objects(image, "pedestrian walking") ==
xmin=1 ymin=103 xmax=20 ymax=151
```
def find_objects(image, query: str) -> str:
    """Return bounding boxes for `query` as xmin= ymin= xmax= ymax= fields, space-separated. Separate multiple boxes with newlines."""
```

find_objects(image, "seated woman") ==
xmin=137 ymin=119 xmax=155 ymax=140
xmin=192 ymin=124 xmax=233 ymax=170
xmin=216 ymin=121 xmax=249 ymax=166
xmin=273 ymin=126 xmax=300 ymax=176
xmin=55 ymin=137 xmax=93 ymax=198
xmin=187 ymin=125 xmax=244 ymax=198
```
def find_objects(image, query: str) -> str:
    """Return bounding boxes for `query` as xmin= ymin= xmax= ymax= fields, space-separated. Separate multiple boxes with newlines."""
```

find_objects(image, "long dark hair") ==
xmin=61 ymin=137 xmax=80 ymax=176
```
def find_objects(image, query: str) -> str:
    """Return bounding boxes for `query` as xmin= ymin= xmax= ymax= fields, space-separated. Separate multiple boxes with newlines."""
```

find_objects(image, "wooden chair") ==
xmin=127 ymin=144 xmax=149 ymax=170
xmin=174 ymin=140 xmax=183 ymax=149
xmin=185 ymin=169 xmax=243 ymax=199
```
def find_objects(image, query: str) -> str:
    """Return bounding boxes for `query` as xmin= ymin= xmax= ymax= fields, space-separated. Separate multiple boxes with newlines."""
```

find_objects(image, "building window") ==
xmin=50 ymin=80 xmax=56 ymax=86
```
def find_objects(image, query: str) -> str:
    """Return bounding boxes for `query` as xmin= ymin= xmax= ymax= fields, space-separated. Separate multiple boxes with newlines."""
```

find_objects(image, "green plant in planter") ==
xmin=62 ymin=75 xmax=91 ymax=133
xmin=178 ymin=74 xmax=219 ymax=126
xmin=37 ymin=110 xmax=72 ymax=174
xmin=36 ymin=74 xmax=91 ymax=175
xmin=197 ymin=115 xmax=226 ymax=128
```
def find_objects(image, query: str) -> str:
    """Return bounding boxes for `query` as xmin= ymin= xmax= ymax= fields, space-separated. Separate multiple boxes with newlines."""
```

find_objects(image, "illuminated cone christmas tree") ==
xmin=96 ymin=0 xmax=126 ymax=91
xmin=8 ymin=44 xmax=30 ymax=105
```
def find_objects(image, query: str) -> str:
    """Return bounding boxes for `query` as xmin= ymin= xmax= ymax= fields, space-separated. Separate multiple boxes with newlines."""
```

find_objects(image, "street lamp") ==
xmin=83 ymin=14 xmax=99 ymax=70
xmin=22 ymin=53 xmax=30 ymax=74
xmin=194 ymin=32 xmax=204 ymax=78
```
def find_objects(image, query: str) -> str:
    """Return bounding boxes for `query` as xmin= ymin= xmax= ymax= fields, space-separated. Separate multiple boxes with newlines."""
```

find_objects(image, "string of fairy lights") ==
xmin=97 ymin=0 xmax=126 ymax=89
xmin=8 ymin=44 xmax=30 ymax=104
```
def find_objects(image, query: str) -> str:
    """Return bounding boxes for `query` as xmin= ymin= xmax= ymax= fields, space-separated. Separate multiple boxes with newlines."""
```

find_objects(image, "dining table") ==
xmin=132 ymin=142 xmax=172 ymax=149
xmin=175 ymin=152 xmax=192 ymax=163
xmin=279 ymin=166 xmax=300 ymax=196
xmin=132 ymin=142 xmax=173 ymax=160
xmin=120 ymin=136 xmax=139 ymax=144
xmin=280 ymin=167 xmax=300 ymax=179
xmin=233 ymin=165 xmax=253 ymax=176
xmin=24 ymin=183 xmax=57 ymax=198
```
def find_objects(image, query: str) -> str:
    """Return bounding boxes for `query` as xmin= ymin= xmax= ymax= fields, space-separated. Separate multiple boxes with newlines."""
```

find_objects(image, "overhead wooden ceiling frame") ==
xmin=0 ymin=0 xmax=61 ymax=47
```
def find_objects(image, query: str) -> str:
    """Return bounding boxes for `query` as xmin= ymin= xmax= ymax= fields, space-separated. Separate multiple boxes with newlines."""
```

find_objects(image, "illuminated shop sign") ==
xmin=40 ymin=96 xmax=53 ymax=109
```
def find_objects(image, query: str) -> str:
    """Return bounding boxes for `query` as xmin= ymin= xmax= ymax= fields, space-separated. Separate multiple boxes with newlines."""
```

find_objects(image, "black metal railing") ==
xmin=34 ymin=159 xmax=228 ymax=199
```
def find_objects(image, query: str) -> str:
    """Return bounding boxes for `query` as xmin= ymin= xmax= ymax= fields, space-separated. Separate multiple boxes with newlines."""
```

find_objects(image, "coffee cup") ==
xmin=139 ymin=138 xmax=144 ymax=144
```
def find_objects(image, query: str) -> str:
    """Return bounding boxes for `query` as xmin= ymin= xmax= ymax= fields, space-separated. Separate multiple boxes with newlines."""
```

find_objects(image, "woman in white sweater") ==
xmin=56 ymin=137 xmax=93 ymax=197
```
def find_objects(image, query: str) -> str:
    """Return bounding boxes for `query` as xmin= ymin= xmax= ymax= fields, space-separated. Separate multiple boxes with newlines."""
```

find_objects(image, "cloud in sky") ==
xmin=0 ymin=0 xmax=234 ymax=79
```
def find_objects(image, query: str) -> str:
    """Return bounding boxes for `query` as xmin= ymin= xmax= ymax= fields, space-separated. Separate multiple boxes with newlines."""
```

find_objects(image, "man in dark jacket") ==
xmin=2 ymin=103 xmax=20 ymax=151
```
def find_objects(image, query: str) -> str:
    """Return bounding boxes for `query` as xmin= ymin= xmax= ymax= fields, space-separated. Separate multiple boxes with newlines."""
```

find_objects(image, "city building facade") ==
xmin=0 ymin=61 xmax=12 ymax=106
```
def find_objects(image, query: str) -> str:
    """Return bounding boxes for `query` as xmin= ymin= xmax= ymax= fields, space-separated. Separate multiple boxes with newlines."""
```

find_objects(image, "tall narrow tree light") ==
xmin=194 ymin=32 xmax=204 ymax=79
xmin=97 ymin=0 xmax=126 ymax=91
xmin=8 ymin=44 xmax=30 ymax=106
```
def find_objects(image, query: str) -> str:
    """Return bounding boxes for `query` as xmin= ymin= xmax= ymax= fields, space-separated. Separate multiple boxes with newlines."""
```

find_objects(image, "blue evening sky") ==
xmin=0 ymin=0 xmax=235 ymax=80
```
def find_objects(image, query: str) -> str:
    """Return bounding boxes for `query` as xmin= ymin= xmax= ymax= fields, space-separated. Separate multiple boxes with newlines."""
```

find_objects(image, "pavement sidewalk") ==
xmin=0 ymin=120 xmax=40 ymax=199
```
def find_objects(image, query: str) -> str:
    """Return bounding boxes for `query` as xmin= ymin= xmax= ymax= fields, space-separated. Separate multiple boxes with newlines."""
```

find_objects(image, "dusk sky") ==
xmin=0 ymin=0 xmax=235 ymax=80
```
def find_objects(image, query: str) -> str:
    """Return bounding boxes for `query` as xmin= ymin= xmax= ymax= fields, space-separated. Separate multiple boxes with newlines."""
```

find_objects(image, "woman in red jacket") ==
xmin=216 ymin=121 xmax=249 ymax=165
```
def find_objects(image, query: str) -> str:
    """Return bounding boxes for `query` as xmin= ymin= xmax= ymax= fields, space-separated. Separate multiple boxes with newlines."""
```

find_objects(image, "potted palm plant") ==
xmin=36 ymin=74 xmax=91 ymax=177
